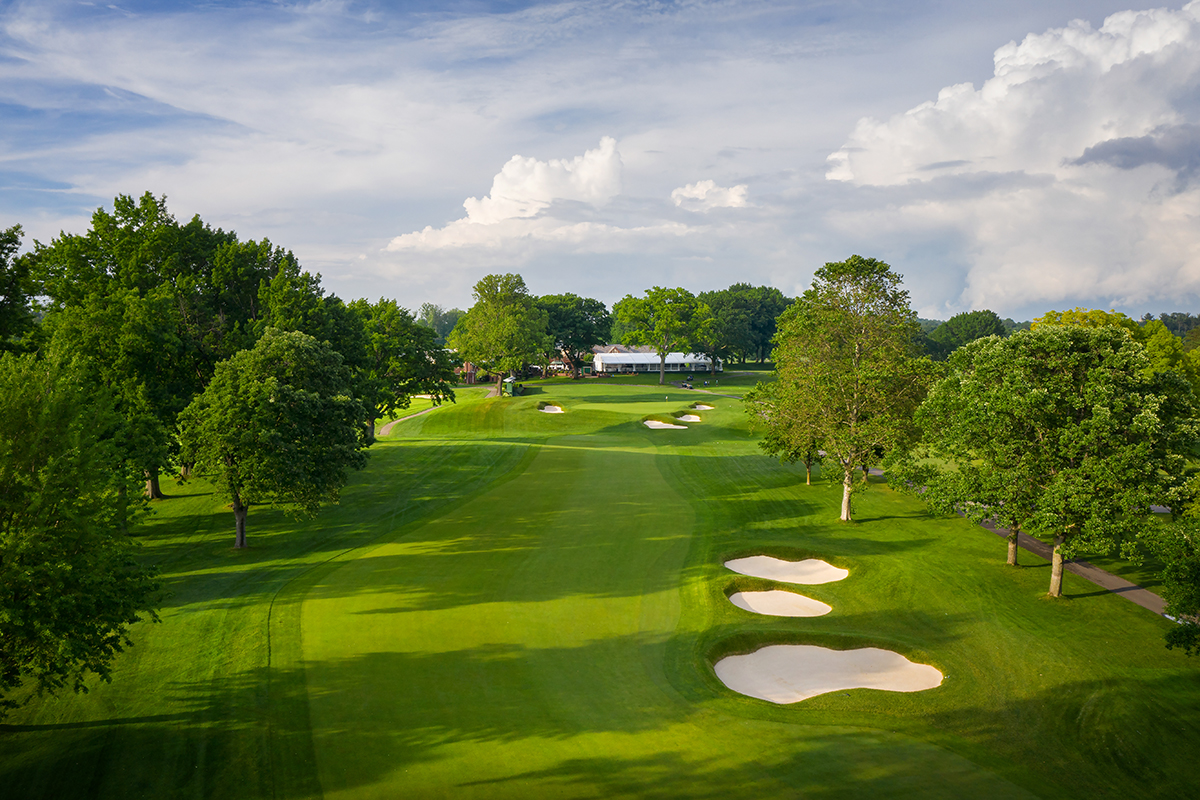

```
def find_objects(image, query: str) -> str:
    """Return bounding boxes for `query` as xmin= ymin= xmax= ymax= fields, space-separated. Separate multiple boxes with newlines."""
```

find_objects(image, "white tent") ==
xmin=593 ymin=352 xmax=719 ymax=373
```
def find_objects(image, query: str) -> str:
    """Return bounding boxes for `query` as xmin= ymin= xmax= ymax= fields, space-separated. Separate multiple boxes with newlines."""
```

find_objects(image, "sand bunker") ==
xmin=715 ymin=645 xmax=942 ymax=704
xmin=644 ymin=420 xmax=687 ymax=429
xmin=692 ymin=404 xmax=715 ymax=410
xmin=540 ymin=405 xmax=563 ymax=414
xmin=724 ymin=556 xmax=848 ymax=584
xmin=729 ymin=590 xmax=831 ymax=617
xmin=676 ymin=414 xmax=701 ymax=422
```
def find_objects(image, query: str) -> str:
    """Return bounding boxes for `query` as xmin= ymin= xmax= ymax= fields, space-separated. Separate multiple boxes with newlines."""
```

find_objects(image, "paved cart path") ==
xmin=977 ymin=520 xmax=1167 ymax=615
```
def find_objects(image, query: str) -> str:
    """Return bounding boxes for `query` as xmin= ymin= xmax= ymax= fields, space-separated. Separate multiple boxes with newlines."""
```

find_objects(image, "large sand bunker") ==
xmin=692 ymin=404 xmax=714 ymax=410
xmin=540 ymin=405 xmax=563 ymax=414
xmin=729 ymin=590 xmax=831 ymax=617
xmin=724 ymin=556 xmax=848 ymax=584
xmin=676 ymin=414 xmax=701 ymax=422
xmin=715 ymin=645 xmax=943 ymax=704
xmin=645 ymin=420 xmax=687 ymax=429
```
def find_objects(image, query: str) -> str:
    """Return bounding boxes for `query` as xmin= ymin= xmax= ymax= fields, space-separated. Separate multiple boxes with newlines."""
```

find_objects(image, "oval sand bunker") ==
xmin=715 ymin=645 xmax=942 ymax=704
xmin=645 ymin=420 xmax=687 ymax=429
xmin=725 ymin=556 xmax=848 ymax=584
xmin=540 ymin=405 xmax=563 ymax=413
xmin=676 ymin=414 xmax=701 ymax=422
xmin=692 ymin=404 xmax=714 ymax=410
xmin=730 ymin=590 xmax=831 ymax=617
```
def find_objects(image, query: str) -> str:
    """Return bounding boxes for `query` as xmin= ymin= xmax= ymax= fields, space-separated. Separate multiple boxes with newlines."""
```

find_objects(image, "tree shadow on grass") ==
xmin=922 ymin=674 xmax=1200 ymax=800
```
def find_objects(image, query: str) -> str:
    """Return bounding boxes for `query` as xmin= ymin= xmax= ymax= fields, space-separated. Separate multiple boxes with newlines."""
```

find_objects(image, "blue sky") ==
xmin=3 ymin=0 xmax=1197 ymax=320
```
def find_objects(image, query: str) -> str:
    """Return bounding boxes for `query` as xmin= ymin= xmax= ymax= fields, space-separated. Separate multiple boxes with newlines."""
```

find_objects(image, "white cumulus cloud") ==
xmin=388 ymin=137 xmax=635 ymax=250
xmin=462 ymin=136 xmax=622 ymax=225
xmin=824 ymin=1 xmax=1200 ymax=314
xmin=670 ymin=179 xmax=749 ymax=211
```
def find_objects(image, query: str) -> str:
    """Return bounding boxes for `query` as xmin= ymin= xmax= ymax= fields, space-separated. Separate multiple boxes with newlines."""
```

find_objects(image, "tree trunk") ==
xmin=1048 ymin=534 xmax=1065 ymax=596
xmin=144 ymin=469 xmax=164 ymax=499
xmin=366 ymin=416 xmax=377 ymax=442
xmin=233 ymin=493 xmax=249 ymax=549
xmin=804 ymin=460 xmax=812 ymax=486
xmin=860 ymin=463 xmax=870 ymax=483
xmin=840 ymin=468 xmax=853 ymax=522
xmin=659 ymin=352 xmax=666 ymax=385
xmin=1007 ymin=526 xmax=1019 ymax=566
xmin=496 ymin=371 xmax=504 ymax=396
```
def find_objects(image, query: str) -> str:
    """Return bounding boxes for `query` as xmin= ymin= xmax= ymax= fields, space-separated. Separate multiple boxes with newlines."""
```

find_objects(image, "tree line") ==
xmin=0 ymin=194 xmax=795 ymax=714
xmin=748 ymin=256 xmax=1200 ymax=657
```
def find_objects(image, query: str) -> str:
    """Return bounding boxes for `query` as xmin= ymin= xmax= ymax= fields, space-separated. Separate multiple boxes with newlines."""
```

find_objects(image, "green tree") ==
xmin=177 ymin=329 xmax=369 ymax=548
xmin=537 ymin=293 xmax=611 ymax=378
xmin=0 ymin=353 xmax=160 ymax=717
xmin=745 ymin=378 xmax=823 ymax=484
xmin=695 ymin=288 xmax=752 ymax=372
xmin=348 ymin=298 xmax=456 ymax=438
xmin=771 ymin=256 xmax=932 ymax=522
xmin=613 ymin=287 xmax=709 ymax=384
xmin=446 ymin=274 xmax=550 ymax=395
xmin=908 ymin=326 xmax=1196 ymax=597
xmin=1142 ymin=522 xmax=1200 ymax=655
xmin=927 ymin=309 xmax=1006 ymax=357
xmin=0 ymin=225 xmax=36 ymax=353
xmin=416 ymin=303 xmax=465 ymax=345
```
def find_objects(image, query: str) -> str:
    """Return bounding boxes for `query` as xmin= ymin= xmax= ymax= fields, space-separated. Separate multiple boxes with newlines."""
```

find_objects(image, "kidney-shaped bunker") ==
xmin=715 ymin=645 xmax=942 ymax=704
xmin=724 ymin=555 xmax=848 ymax=584
xmin=729 ymin=590 xmax=831 ymax=617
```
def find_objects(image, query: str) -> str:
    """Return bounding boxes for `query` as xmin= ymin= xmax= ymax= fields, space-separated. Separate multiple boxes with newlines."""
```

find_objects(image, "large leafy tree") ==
xmin=447 ymin=274 xmax=550 ymax=393
xmin=771 ymin=256 xmax=932 ymax=522
xmin=926 ymin=309 xmax=1006 ymax=359
xmin=907 ymin=326 xmax=1196 ymax=597
xmin=348 ymin=298 xmax=456 ymax=438
xmin=178 ymin=329 xmax=369 ymax=548
xmin=1142 ymin=522 xmax=1200 ymax=655
xmin=0 ymin=225 xmax=36 ymax=353
xmin=416 ymin=303 xmax=465 ymax=346
xmin=695 ymin=288 xmax=752 ymax=372
xmin=745 ymin=377 xmax=823 ymax=485
xmin=536 ymin=293 xmax=611 ymax=378
xmin=613 ymin=287 xmax=710 ymax=384
xmin=0 ymin=353 xmax=160 ymax=717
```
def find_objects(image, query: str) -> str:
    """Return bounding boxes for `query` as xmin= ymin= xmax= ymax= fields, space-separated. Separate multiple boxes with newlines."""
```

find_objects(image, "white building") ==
xmin=593 ymin=351 xmax=720 ymax=374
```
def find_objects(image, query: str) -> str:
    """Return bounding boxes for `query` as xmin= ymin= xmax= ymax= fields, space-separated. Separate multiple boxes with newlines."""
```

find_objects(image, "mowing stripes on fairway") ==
xmin=714 ymin=645 xmax=943 ymax=704
xmin=724 ymin=555 xmax=848 ymax=584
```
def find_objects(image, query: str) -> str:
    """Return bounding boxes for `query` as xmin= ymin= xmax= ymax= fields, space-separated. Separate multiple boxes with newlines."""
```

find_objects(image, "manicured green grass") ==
xmin=1 ymin=381 xmax=1197 ymax=798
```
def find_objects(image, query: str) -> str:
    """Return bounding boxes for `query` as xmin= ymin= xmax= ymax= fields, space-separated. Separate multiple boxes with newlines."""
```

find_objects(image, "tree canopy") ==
xmin=771 ymin=255 xmax=932 ymax=521
xmin=0 ymin=353 xmax=160 ymax=717
xmin=0 ymin=225 xmax=36 ymax=353
xmin=349 ymin=298 xmax=456 ymax=437
xmin=613 ymin=287 xmax=710 ymax=384
xmin=907 ymin=326 xmax=1197 ymax=596
xmin=447 ymin=274 xmax=550 ymax=392
xmin=926 ymin=309 xmax=1006 ymax=358
xmin=536 ymin=293 xmax=611 ymax=378
xmin=178 ymin=328 xmax=369 ymax=548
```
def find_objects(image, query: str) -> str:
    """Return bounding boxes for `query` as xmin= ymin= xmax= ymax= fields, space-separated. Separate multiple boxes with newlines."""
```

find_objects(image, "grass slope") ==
xmin=1 ymin=379 xmax=1197 ymax=799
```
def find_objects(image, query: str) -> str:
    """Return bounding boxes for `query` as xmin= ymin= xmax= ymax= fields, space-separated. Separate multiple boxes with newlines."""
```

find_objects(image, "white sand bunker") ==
xmin=715 ymin=645 xmax=943 ymax=704
xmin=730 ymin=590 xmax=831 ymax=617
xmin=724 ymin=556 xmax=848 ymax=585
xmin=676 ymin=414 xmax=701 ymax=422
xmin=693 ymin=404 xmax=715 ymax=410
xmin=645 ymin=420 xmax=687 ymax=429
xmin=540 ymin=405 xmax=563 ymax=414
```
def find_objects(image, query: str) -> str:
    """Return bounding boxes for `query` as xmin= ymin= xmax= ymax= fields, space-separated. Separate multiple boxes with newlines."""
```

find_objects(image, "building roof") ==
xmin=594 ymin=352 xmax=712 ymax=365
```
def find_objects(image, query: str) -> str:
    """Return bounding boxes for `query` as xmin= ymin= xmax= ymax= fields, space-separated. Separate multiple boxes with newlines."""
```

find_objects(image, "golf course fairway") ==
xmin=1 ymin=378 xmax=1198 ymax=799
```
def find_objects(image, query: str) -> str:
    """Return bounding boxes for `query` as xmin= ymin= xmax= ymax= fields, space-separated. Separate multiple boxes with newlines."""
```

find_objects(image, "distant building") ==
xmin=593 ymin=351 xmax=720 ymax=374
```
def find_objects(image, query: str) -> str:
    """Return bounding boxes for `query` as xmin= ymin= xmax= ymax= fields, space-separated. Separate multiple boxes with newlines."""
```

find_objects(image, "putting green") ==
xmin=2 ymin=378 xmax=1198 ymax=799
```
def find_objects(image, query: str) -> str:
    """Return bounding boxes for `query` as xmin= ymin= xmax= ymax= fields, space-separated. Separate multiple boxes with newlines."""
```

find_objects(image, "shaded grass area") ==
xmin=2 ymin=382 xmax=1198 ymax=799
xmin=0 ymin=389 xmax=531 ymax=799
